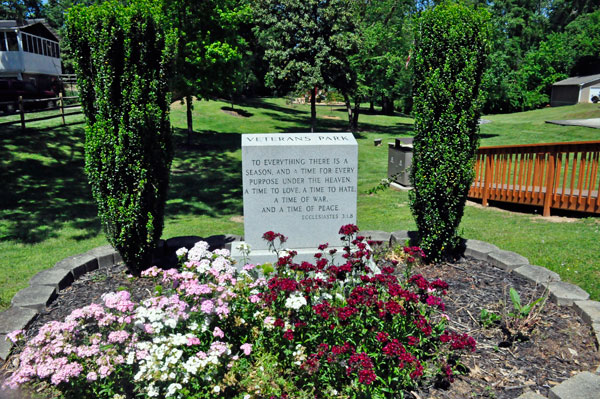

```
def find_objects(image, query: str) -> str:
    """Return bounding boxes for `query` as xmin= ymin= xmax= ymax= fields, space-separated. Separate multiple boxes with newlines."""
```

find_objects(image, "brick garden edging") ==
xmin=1 ymin=231 xmax=598 ymax=398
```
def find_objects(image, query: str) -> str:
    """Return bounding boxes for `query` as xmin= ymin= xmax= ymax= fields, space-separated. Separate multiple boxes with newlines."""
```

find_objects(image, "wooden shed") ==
xmin=551 ymin=74 xmax=600 ymax=106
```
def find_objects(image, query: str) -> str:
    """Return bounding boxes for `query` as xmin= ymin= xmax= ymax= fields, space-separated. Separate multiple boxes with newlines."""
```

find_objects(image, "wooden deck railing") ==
xmin=468 ymin=141 xmax=600 ymax=216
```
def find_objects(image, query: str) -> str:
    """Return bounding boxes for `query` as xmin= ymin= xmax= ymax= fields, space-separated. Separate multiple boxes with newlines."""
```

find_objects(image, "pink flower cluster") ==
xmin=3 ymin=295 xmax=138 ymax=389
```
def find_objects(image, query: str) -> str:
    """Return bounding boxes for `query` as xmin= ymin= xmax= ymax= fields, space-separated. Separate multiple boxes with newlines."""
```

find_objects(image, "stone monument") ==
xmin=231 ymin=132 xmax=358 ymax=266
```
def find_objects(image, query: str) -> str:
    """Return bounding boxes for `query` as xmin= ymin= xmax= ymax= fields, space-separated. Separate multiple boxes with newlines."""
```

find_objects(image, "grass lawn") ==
xmin=0 ymin=98 xmax=599 ymax=311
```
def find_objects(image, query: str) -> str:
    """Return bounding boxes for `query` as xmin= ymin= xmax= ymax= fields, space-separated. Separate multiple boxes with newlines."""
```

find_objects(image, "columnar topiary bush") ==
xmin=66 ymin=0 xmax=175 ymax=274
xmin=409 ymin=1 xmax=490 ymax=262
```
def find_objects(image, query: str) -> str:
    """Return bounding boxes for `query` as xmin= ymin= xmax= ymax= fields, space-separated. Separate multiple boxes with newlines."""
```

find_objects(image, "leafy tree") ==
xmin=66 ymin=0 xmax=175 ymax=274
xmin=477 ymin=0 xmax=548 ymax=113
xmin=253 ymin=0 xmax=358 ymax=133
xmin=163 ymin=0 xmax=250 ymax=142
xmin=345 ymin=0 xmax=415 ymax=126
xmin=410 ymin=1 xmax=490 ymax=262
xmin=547 ymin=0 xmax=597 ymax=32
xmin=562 ymin=9 xmax=600 ymax=75
xmin=518 ymin=33 xmax=575 ymax=109
xmin=0 ymin=0 xmax=43 ymax=23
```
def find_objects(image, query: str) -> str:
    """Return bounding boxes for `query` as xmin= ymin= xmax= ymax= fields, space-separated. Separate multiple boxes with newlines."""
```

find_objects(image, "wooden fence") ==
xmin=469 ymin=141 xmax=600 ymax=216
xmin=0 ymin=93 xmax=82 ymax=130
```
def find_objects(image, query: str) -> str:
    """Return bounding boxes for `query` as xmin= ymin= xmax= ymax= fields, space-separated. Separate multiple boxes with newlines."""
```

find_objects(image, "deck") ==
xmin=468 ymin=141 xmax=600 ymax=216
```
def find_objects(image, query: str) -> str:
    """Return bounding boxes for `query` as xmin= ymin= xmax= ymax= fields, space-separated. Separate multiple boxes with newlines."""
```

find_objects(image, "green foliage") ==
xmin=253 ymin=0 xmax=359 ymax=132
xmin=65 ymin=0 xmax=175 ymax=274
xmin=164 ymin=0 xmax=250 ymax=100
xmin=351 ymin=0 xmax=415 ymax=114
xmin=409 ymin=1 xmax=490 ymax=262
xmin=508 ymin=287 xmax=545 ymax=318
xmin=162 ymin=0 xmax=251 ymax=136
xmin=479 ymin=308 xmax=501 ymax=328
xmin=476 ymin=1 xmax=599 ymax=113
xmin=0 ymin=0 xmax=43 ymax=24
xmin=502 ymin=286 xmax=547 ymax=340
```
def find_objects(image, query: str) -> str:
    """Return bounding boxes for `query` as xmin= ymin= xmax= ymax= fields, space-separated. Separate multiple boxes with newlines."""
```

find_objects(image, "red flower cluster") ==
xmin=297 ymin=277 xmax=331 ymax=294
xmin=301 ymin=342 xmax=356 ymax=375
xmin=387 ymin=283 xmax=419 ymax=303
xmin=382 ymin=339 xmax=405 ymax=357
xmin=337 ymin=306 xmax=359 ymax=321
xmin=376 ymin=332 xmax=389 ymax=342
xmin=268 ymin=277 xmax=298 ymax=292
xmin=426 ymin=295 xmax=445 ymax=311
xmin=256 ymin=226 xmax=476 ymax=394
xmin=408 ymin=274 xmax=430 ymax=290
xmin=347 ymin=352 xmax=376 ymax=385
xmin=260 ymin=277 xmax=300 ymax=305
xmin=274 ymin=318 xmax=285 ymax=328
xmin=440 ymin=331 xmax=477 ymax=352
xmin=348 ymin=285 xmax=379 ymax=307
xmin=413 ymin=314 xmax=433 ymax=336
xmin=442 ymin=363 xmax=454 ymax=382
xmin=301 ymin=354 xmax=320 ymax=375
xmin=379 ymin=336 xmax=419 ymax=375
xmin=385 ymin=300 xmax=405 ymax=315
xmin=313 ymin=302 xmax=332 ymax=320
xmin=338 ymin=224 xmax=359 ymax=236
xmin=283 ymin=329 xmax=294 ymax=341
xmin=263 ymin=231 xmax=287 ymax=243
xmin=404 ymin=246 xmax=426 ymax=262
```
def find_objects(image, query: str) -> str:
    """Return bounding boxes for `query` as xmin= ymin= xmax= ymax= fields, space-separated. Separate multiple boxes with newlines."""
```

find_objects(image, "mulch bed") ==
xmin=412 ymin=257 xmax=599 ymax=399
xmin=1 ymin=256 xmax=599 ymax=399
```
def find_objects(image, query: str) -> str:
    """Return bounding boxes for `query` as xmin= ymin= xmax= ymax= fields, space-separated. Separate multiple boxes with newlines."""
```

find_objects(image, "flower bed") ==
xmin=3 ymin=226 xmax=476 ymax=398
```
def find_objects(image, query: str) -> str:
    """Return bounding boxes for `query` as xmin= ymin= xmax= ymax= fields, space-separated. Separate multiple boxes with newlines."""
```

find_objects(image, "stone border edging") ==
xmin=1 ymin=230 xmax=598 ymax=398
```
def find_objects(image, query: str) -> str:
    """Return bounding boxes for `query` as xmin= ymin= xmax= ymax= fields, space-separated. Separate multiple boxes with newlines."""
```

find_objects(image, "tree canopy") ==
xmin=253 ymin=0 xmax=359 ymax=132
xmin=2 ymin=0 xmax=596 ymax=118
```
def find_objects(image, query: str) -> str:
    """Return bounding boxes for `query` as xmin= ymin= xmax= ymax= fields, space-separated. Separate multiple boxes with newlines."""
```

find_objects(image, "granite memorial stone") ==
xmin=234 ymin=132 xmax=358 ymax=264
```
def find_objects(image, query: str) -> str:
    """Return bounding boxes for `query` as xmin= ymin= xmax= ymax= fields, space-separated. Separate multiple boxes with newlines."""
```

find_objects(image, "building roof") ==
xmin=553 ymin=74 xmax=600 ymax=86
xmin=0 ymin=19 xmax=59 ymax=41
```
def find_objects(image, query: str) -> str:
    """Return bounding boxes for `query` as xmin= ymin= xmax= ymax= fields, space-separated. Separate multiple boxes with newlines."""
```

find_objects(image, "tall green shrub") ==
xmin=66 ymin=0 xmax=175 ymax=274
xmin=409 ymin=1 xmax=490 ymax=262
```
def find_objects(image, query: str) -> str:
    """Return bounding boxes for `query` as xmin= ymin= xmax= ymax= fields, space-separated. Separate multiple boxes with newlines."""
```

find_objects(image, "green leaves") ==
xmin=409 ymin=1 xmax=490 ymax=262
xmin=480 ymin=308 xmax=501 ymax=328
xmin=66 ymin=0 xmax=174 ymax=274
xmin=253 ymin=0 xmax=359 ymax=130
xmin=508 ymin=287 xmax=545 ymax=318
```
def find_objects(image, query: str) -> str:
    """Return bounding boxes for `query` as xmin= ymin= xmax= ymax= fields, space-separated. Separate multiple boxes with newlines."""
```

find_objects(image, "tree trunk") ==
xmin=310 ymin=86 xmax=317 ymax=133
xmin=382 ymin=94 xmax=394 ymax=116
xmin=186 ymin=95 xmax=194 ymax=145
xmin=352 ymin=98 xmax=360 ymax=132
xmin=343 ymin=93 xmax=353 ymax=132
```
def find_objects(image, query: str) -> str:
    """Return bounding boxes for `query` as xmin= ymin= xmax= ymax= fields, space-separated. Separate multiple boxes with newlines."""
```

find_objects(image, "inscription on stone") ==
xmin=242 ymin=132 xmax=358 ymax=250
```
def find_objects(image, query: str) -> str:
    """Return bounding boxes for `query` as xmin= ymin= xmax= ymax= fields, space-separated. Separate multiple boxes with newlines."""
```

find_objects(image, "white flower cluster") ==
xmin=314 ymin=271 xmax=328 ymax=281
xmin=133 ymin=331 xmax=233 ymax=398
xmin=187 ymin=241 xmax=210 ymax=261
xmin=292 ymin=344 xmax=306 ymax=366
xmin=175 ymin=247 xmax=188 ymax=258
xmin=210 ymin=255 xmax=234 ymax=274
xmin=236 ymin=242 xmax=251 ymax=252
xmin=134 ymin=306 xmax=177 ymax=335
xmin=285 ymin=292 xmax=307 ymax=310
